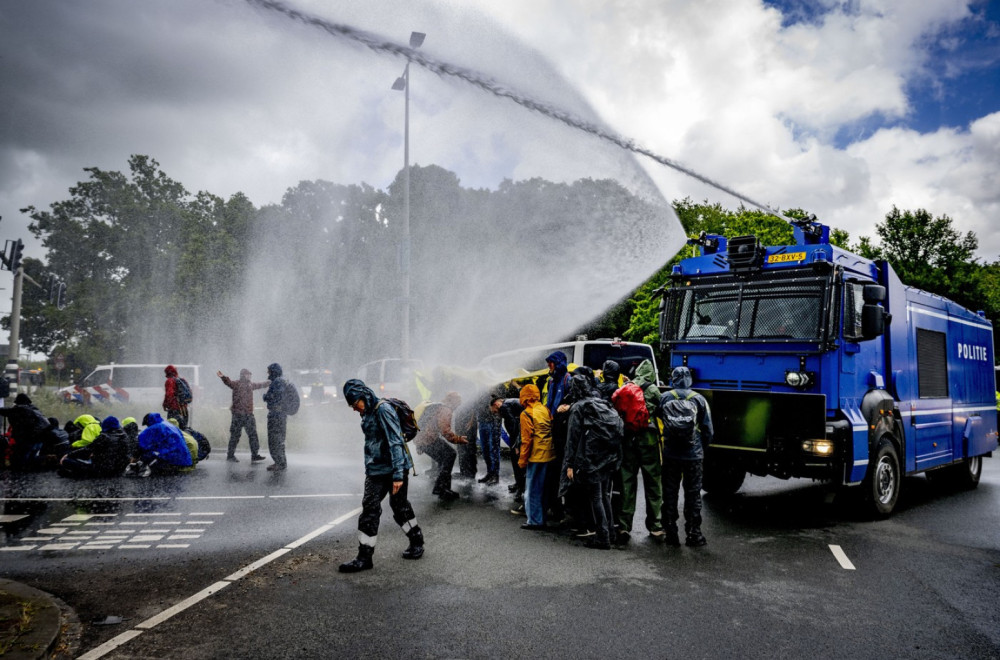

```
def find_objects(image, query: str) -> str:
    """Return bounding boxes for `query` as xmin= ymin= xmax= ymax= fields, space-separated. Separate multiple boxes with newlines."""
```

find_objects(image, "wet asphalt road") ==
xmin=2 ymin=433 xmax=999 ymax=659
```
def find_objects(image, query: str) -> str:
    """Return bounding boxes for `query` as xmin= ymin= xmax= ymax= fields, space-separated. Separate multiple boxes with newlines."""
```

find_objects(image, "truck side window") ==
xmin=844 ymin=282 xmax=865 ymax=341
xmin=916 ymin=328 xmax=949 ymax=398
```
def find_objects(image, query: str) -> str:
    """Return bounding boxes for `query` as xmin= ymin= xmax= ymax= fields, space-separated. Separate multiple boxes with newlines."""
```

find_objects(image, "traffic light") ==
xmin=56 ymin=281 xmax=67 ymax=309
xmin=48 ymin=274 xmax=58 ymax=303
xmin=10 ymin=239 xmax=23 ymax=271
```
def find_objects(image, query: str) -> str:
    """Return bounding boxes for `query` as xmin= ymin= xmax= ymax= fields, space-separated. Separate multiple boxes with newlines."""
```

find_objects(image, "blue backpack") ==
xmin=175 ymin=377 xmax=193 ymax=405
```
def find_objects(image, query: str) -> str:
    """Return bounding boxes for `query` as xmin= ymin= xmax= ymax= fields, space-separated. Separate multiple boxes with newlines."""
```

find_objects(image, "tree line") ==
xmin=7 ymin=154 xmax=998 ymax=378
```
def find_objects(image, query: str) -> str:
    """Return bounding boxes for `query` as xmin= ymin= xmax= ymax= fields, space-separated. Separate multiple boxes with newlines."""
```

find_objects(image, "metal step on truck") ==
xmin=656 ymin=218 xmax=999 ymax=517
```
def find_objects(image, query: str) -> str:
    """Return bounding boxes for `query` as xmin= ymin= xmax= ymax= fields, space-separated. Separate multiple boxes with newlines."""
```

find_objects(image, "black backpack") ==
xmin=381 ymin=398 xmax=420 ymax=441
xmin=175 ymin=377 xmax=193 ymax=405
xmin=660 ymin=390 xmax=699 ymax=449
xmin=281 ymin=380 xmax=301 ymax=416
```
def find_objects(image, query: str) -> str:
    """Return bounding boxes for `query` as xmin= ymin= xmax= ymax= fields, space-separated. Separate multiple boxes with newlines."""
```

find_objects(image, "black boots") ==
xmin=664 ymin=525 xmax=681 ymax=547
xmin=338 ymin=544 xmax=375 ymax=573
xmin=402 ymin=527 xmax=424 ymax=560
xmin=685 ymin=528 xmax=707 ymax=547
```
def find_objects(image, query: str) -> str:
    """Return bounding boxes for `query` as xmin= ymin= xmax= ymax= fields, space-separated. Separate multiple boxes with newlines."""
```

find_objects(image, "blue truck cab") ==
xmin=657 ymin=219 xmax=999 ymax=516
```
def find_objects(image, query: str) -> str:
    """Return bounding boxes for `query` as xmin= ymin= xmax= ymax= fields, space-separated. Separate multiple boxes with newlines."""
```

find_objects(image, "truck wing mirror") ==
xmin=863 ymin=284 xmax=886 ymax=303
xmin=861 ymin=304 xmax=885 ymax=340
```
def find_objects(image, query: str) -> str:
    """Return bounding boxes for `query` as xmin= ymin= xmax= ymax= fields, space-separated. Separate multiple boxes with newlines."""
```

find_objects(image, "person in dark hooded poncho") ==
xmin=657 ymin=366 xmax=713 ymax=547
xmin=563 ymin=373 xmax=624 ymax=549
xmin=59 ymin=416 xmax=131 ymax=478
xmin=262 ymin=363 xmax=290 ymax=471
xmin=339 ymin=379 xmax=424 ymax=573
xmin=597 ymin=360 xmax=621 ymax=403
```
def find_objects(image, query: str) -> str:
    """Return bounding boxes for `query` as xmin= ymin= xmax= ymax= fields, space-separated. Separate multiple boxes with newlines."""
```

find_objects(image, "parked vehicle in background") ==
xmin=294 ymin=368 xmax=339 ymax=405
xmin=58 ymin=364 xmax=201 ymax=406
xmin=478 ymin=338 xmax=659 ymax=384
xmin=355 ymin=358 xmax=423 ymax=401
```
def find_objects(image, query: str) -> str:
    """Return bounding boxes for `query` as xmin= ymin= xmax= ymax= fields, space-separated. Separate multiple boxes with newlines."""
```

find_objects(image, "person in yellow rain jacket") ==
xmin=518 ymin=384 xmax=554 ymax=530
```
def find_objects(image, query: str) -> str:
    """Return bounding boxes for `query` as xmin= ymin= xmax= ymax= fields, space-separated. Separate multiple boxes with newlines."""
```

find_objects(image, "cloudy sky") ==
xmin=1 ymin=0 xmax=998 ymax=269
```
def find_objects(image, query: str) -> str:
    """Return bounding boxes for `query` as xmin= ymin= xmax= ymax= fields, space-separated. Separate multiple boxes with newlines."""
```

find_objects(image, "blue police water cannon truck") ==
xmin=657 ymin=217 xmax=998 ymax=517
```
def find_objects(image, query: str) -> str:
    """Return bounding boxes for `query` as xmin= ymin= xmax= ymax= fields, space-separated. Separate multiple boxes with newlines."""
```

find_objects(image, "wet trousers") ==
xmin=508 ymin=439 xmax=525 ymax=494
xmin=478 ymin=418 xmax=502 ymax=476
xmin=525 ymin=461 xmax=550 ymax=526
xmin=662 ymin=459 xmax=704 ymax=532
xmin=457 ymin=432 xmax=478 ymax=477
xmin=582 ymin=476 xmax=615 ymax=545
xmin=420 ymin=437 xmax=456 ymax=492
xmin=227 ymin=412 xmax=260 ymax=456
xmin=614 ymin=428 xmax=663 ymax=533
xmin=267 ymin=412 xmax=287 ymax=468
xmin=357 ymin=473 xmax=417 ymax=546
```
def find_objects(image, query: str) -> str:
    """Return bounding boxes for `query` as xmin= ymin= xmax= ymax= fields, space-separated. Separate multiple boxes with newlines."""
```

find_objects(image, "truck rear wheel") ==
xmin=702 ymin=461 xmax=745 ymax=496
xmin=862 ymin=437 xmax=900 ymax=518
xmin=945 ymin=455 xmax=983 ymax=489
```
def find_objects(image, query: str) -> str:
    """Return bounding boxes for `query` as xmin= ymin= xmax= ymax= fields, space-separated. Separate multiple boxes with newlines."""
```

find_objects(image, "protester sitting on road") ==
xmin=121 ymin=417 xmax=140 ymax=457
xmin=339 ymin=379 xmax=424 ymax=573
xmin=0 ymin=393 xmax=51 ymax=470
xmin=70 ymin=414 xmax=103 ymax=449
xmin=217 ymin=368 xmax=268 ymax=463
xmin=59 ymin=416 xmax=131 ymax=479
xmin=168 ymin=418 xmax=202 ymax=472
xmin=128 ymin=412 xmax=193 ymax=476
xmin=412 ymin=391 xmax=468 ymax=501
xmin=43 ymin=417 xmax=71 ymax=463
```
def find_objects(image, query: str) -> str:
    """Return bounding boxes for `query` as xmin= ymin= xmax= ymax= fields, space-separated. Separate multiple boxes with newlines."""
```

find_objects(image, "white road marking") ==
xmin=0 ymin=545 xmax=36 ymax=551
xmin=157 ymin=544 xmax=190 ymax=549
xmin=126 ymin=513 xmax=178 ymax=517
xmin=269 ymin=493 xmax=354 ymax=498
xmin=176 ymin=495 xmax=265 ymax=500
xmin=39 ymin=542 xmax=79 ymax=550
xmin=131 ymin=535 xmax=165 ymax=542
xmin=77 ymin=629 xmax=144 ymax=660
xmin=38 ymin=528 xmax=67 ymax=535
xmin=183 ymin=520 xmax=212 ymax=524
xmin=0 ymin=514 xmax=29 ymax=523
xmin=829 ymin=544 xmax=856 ymax=570
xmin=119 ymin=544 xmax=151 ymax=549
xmin=167 ymin=535 xmax=201 ymax=540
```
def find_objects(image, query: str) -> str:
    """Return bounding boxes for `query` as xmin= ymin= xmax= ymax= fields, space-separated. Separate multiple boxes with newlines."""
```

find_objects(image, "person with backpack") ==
xmin=217 ymin=368 xmax=269 ymax=463
xmin=163 ymin=365 xmax=192 ymax=428
xmin=543 ymin=351 xmax=574 ymax=524
xmin=0 ymin=393 xmax=51 ymax=470
xmin=563 ymin=373 xmax=624 ymax=549
xmin=339 ymin=379 xmax=424 ymax=573
xmin=657 ymin=366 xmax=714 ymax=547
xmin=611 ymin=359 xmax=666 ymax=544
xmin=412 ymin=391 xmax=467 ymax=501
xmin=262 ymin=362 xmax=295 ymax=471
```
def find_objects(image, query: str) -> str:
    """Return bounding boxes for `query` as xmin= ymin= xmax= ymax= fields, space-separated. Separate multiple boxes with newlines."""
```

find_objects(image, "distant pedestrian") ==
xmin=163 ymin=365 xmax=192 ymax=428
xmin=339 ymin=379 xmax=423 ymax=573
xmin=261 ymin=363 xmax=290 ymax=471
xmin=657 ymin=366 xmax=713 ymax=547
xmin=218 ymin=369 xmax=269 ymax=462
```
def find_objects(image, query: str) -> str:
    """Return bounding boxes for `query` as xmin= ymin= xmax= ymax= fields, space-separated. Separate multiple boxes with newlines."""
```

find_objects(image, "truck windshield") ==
xmin=662 ymin=271 xmax=833 ymax=344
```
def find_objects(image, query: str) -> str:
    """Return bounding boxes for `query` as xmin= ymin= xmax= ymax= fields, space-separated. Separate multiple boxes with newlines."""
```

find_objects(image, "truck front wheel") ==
xmin=702 ymin=461 xmax=746 ymax=496
xmin=863 ymin=437 xmax=901 ymax=518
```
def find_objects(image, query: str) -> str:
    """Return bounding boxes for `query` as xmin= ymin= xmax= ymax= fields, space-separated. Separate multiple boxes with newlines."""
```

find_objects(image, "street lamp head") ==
xmin=391 ymin=76 xmax=406 ymax=91
xmin=409 ymin=32 xmax=425 ymax=48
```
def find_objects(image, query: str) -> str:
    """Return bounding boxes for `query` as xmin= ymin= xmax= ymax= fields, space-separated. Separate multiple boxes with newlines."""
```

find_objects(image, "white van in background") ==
xmin=58 ymin=364 xmax=201 ymax=406
xmin=477 ymin=339 xmax=659 ymax=384
xmin=356 ymin=358 xmax=423 ymax=401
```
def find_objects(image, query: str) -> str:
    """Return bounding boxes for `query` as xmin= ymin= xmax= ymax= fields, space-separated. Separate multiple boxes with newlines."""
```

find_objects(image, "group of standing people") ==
xmin=216 ymin=362 xmax=293 ymax=471
xmin=335 ymin=351 xmax=714 ymax=573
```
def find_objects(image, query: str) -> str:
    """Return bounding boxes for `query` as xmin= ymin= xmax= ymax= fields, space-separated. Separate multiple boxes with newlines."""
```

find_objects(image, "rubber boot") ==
xmin=402 ymin=527 xmax=424 ymax=560
xmin=338 ymin=544 xmax=375 ymax=572
xmin=685 ymin=528 xmax=707 ymax=547
xmin=664 ymin=525 xmax=681 ymax=547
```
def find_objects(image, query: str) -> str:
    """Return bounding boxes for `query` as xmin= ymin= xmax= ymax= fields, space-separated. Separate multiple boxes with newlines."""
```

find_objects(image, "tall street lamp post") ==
xmin=392 ymin=31 xmax=425 ymax=361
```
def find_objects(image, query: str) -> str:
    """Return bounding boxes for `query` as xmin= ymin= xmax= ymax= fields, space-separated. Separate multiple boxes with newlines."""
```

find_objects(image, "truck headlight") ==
xmin=785 ymin=371 xmax=811 ymax=387
xmin=801 ymin=440 xmax=834 ymax=456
